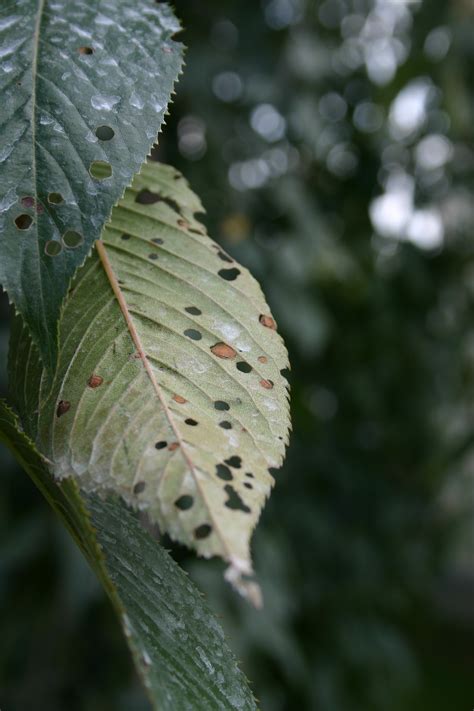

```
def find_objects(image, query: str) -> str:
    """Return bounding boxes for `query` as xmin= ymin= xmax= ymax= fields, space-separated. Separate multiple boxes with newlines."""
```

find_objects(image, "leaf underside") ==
xmin=0 ymin=400 xmax=257 ymax=711
xmin=10 ymin=161 xmax=291 ymax=603
xmin=0 ymin=0 xmax=183 ymax=370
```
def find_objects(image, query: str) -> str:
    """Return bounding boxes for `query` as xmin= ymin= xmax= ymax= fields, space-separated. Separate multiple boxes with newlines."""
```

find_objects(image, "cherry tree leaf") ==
xmin=11 ymin=161 xmax=291 ymax=603
xmin=0 ymin=0 xmax=183 ymax=370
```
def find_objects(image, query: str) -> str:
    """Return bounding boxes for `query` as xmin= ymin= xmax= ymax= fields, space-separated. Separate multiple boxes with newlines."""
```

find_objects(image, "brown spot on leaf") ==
xmin=260 ymin=379 xmax=274 ymax=389
xmin=21 ymin=196 xmax=35 ymax=208
xmin=78 ymin=46 xmax=94 ymax=55
xmin=88 ymin=374 xmax=103 ymax=388
xmin=258 ymin=356 xmax=268 ymax=363
xmin=177 ymin=218 xmax=189 ymax=228
xmin=210 ymin=342 xmax=237 ymax=359
xmin=56 ymin=400 xmax=71 ymax=417
xmin=173 ymin=394 xmax=187 ymax=404
xmin=168 ymin=442 xmax=179 ymax=451
xmin=259 ymin=314 xmax=276 ymax=329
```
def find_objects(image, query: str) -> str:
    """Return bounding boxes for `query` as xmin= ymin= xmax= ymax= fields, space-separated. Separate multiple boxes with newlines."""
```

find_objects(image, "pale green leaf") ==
xmin=0 ymin=0 xmax=183 ymax=370
xmin=12 ymin=161 xmax=291 ymax=603
xmin=0 ymin=399 xmax=257 ymax=710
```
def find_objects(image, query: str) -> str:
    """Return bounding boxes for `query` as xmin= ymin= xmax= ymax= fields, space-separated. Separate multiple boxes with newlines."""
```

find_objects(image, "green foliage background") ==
xmin=1 ymin=1 xmax=473 ymax=709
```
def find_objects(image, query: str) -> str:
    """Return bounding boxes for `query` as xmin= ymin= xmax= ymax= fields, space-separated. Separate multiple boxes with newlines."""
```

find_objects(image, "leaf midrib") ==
xmin=31 ymin=0 xmax=49 ymax=365
xmin=95 ymin=239 xmax=236 ymax=564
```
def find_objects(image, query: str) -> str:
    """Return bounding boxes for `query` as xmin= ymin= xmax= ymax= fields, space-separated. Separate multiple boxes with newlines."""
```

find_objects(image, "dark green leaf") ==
xmin=0 ymin=0 xmax=183 ymax=369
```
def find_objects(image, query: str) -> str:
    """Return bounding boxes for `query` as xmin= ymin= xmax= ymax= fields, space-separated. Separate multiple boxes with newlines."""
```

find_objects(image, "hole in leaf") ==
xmin=15 ymin=214 xmax=33 ymax=230
xmin=224 ymin=456 xmax=242 ymax=469
xmin=194 ymin=524 xmax=212 ymax=539
xmin=48 ymin=192 xmax=64 ymax=205
xmin=214 ymin=400 xmax=230 ymax=411
xmin=133 ymin=481 xmax=146 ymax=494
xmin=224 ymin=485 xmax=251 ymax=513
xmin=219 ymin=421 xmax=232 ymax=429
xmin=280 ymin=368 xmax=290 ymax=379
xmin=45 ymin=240 xmax=62 ymax=257
xmin=148 ymin=253 xmax=158 ymax=260
xmin=87 ymin=374 xmax=103 ymax=388
xmin=175 ymin=495 xmax=194 ymax=511
xmin=236 ymin=361 xmax=252 ymax=373
xmin=185 ymin=306 xmax=202 ymax=316
xmin=217 ymin=250 xmax=233 ymax=263
xmin=78 ymin=46 xmax=94 ymax=54
xmin=259 ymin=314 xmax=276 ymax=329
xmin=89 ymin=160 xmax=112 ymax=180
xmin=211 ymin=342 xmax=236 ymax=359
xmin=218 ymin=267 xmax=240 ymax=281
xmin=121 ymin=233 xmax=131 ymax=240
xmin=56 ymin=400 xmax=70 ymax=417
xmin=95 ymin=125 xmax=115 ymax=141
xmin=185 ymin=418 xmax=198 ymax=426
xmin=216 ymin=464 xmax=233 ymax=481
xmin=184 ymin=328 xmax=202 ymax=341
xmin=260 ymin=379 xmax=274 ymax=389
xmin=244 ymin=482 xmax=253 ymax=489
xmin=62 ymin=230 xmax=83 ymax=248
xmin=173 ymin=394 xmax=187 ymax=404
xmin=152 ymin=237 xmax=164 ymax=245
xmin=155 ymin=441 xmax=167 ymax=450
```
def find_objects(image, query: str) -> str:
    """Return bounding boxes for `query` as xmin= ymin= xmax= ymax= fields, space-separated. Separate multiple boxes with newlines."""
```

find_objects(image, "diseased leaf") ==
xmin=0 ymin=400 xmax=257 ymax=711
xmin=11 ymin=162 xmax=291 ymax=603
xmin=0 ymin=0 xmax=183 ymax=370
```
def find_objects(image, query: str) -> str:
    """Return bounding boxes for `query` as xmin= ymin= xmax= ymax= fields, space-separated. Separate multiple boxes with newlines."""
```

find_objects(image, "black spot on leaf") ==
xmin=216 ymin=464 xmax=233 ymax=481
xmin=185 ymin=306 xmax=202 ymax=316
xmin=217 ymin=250 xmax=233 ymax=263
xmin=219 ymin=421 xmax=232 ymax=429
xmin=175 ymin=495 xmax=194 ymax=511
xmin=218 ymin=267 xmax=240 ymax=281
xmin=224 ymin=455 xmax=242 ymax=469
xmin=194 ymin=524 xmax=212 ymax=539
xmin=155 ymin=441 xmax=167 ymax=450
xmin=184 ymin=328 xmax=202 ymax=341
xmin=56 ymin=400 xmax=70 ymax=417
xmin=214 ymin=400 xmax=230 ymax=411
xmin=135 ymin=189 xmax=182 ymax=215
xmin=185 ymin=418 xmax=198 ymax=426
xmin=224 ymin=485 xmax=251 ymax=513
xmin=236 ymin=362 xmax=252 ymax=373
xmin=133 ymin=481 xmax=146 ymax=494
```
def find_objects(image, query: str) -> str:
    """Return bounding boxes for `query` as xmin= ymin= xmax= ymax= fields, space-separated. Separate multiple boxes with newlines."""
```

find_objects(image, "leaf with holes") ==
xmin=10 ymin=161 xmax=291 ymax=603
xmin=0 ymin=400 xmax=257 ymax=710
xmin=0 ymin=0 xmax=183 ymax=370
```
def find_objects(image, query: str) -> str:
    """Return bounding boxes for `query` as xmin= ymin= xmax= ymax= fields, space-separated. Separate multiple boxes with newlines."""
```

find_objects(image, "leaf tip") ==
xmin=224 ymin=558 xmax=263 ymax=609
